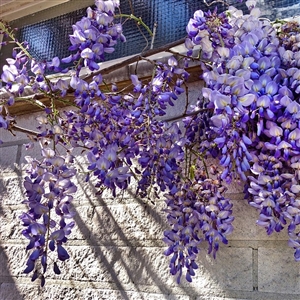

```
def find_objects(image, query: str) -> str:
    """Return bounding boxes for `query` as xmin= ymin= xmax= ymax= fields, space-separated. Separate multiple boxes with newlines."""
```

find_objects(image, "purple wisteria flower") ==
xmin=20 ymin=148 xmax=77 ymax=285
xmin=163 ymin=163 xmax=233 ymax=283
xmin=67 ymin=0 xmax=125 ymax=73
xmin=182 ymin=0 xmax=300 ymax=270
xmin=2 ymin=0 xmax=300 ymax=286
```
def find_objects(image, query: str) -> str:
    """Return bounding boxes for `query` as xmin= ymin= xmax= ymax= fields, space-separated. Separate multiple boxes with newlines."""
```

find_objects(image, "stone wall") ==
xmin=1 ymin=81 xmax=300 ymax=300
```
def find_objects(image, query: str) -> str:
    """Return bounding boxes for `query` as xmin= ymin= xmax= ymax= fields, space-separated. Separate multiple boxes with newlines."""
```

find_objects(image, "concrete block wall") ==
xmin=1 ymin=82 xmax=300 ymax=299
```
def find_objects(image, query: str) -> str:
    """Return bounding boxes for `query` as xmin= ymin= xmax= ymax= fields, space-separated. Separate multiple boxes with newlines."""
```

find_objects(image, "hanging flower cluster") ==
xmin=184 ymin=0 xmax=300 ymax=274
xmin=164 ymin=162 xmax=233 ymax=283
xmin=20 ymin=135 xmax=77 ymax=286
xmin=1 ymin=0 xmax=300 ymax=286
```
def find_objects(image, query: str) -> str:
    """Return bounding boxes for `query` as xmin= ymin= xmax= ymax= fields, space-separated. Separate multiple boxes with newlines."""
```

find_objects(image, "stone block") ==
xmin=91 ymin=201 xmax=167 ymax=242
xmin=0 ymin=199 xmax=93 ymax=244
xmin=56 ymin=246 xmax=170 ymax=286
xmin=0 ymin=283 xmax=190 ymax=300
xmin=0 ymin=245 xmax=28 ymax=278
xmin=189 ymin=247 xmax=253 ymax=292
xmin=0 ymin=283 xmax=26 ymax=300
xmin=0 ymin=283 xmax=81 ymax=300
xmin=35 ymin=284 xmax=82 ymax=300
xmin=0 ymin=146 xmax=18 ymax=175
xmin=10 ymin=245 xmax=173 ymax=288
xmin=43 ymin=245 xmax=251 ymax=292
xmin=258 ymin=247 xmax=300 ymax=294
xmin=229 ymin=200 xmax=288 ymax=241
xmin=0 ymin=205 xmax=92 ymax=242
xmin=0 ymin=176 xmax=24 ymax=205
xmin=83 ymin=289 xmax=189 ymax=300
xmin=0 ymin=208 xmax=25 ymax=240
xmin=68 ymin=205 xmax=94 ymax=240
xmin=71 ymin=169 xmax=106 ymax=205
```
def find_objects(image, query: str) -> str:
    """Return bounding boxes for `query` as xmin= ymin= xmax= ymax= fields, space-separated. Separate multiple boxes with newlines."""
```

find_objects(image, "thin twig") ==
xmin=114 ymin=14 xmax=153 ymax=37
xmin=128 ymin=0 xmax=134 ymax=14
xmin=10 ymin=124 xmax=40 ymax=136
xmin=139 ymin=56 xmax=157 ymax=66
xmin=183 ymin=84 xmax=189 ymax=115
xmin=161 ymin=107 xmax=211 ymax=122
xmin=167 ymin=49 xmax=200 ymax=60
xmin=203 ymin=0 xmax=229 ymax=7
xmin=150 ymin=22 xmax=158 ymax=50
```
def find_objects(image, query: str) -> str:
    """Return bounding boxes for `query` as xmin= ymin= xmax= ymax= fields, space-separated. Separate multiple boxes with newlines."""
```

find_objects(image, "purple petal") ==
xmin=57 ymin=244 xmax=70 ymax=261
xmin=238 ymin=94 xmax=256 ymax=107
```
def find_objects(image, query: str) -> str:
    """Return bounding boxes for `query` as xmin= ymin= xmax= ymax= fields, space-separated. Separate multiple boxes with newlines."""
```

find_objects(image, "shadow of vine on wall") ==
xmin=69 ymin=158 xmax=199 ymax=299
xmin=0 ymin=145 xmax=201 ymax=299
xmin=0 ymin=163 xmax=25 ymax=300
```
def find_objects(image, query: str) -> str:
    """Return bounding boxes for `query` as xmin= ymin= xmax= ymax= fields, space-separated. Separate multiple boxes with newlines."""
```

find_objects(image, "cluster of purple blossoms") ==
xmin=183 ymin=2 xmax=300 ymax=263
xmin=185 ymin=6 xmax=234 ymax=60
xmin=62 ymin=56 xmax=188 ymax=198
xmin=2 ymin=0 xmax=300 ymax=286
xmin=66 ymin=0 xmax=125 ymax=73
xmin=20 ymin=146 xmax=77 ymax=285
xmin=164 ymin=163 xmax=233 ymax=283
xmin=0 ymin=29 xmax=67 ymax=99
xmin=136 ymin=124 xmax=184 ymax=198
xmin=0 ymin=0 xmax=195 ymax=286
xmin=0 ymin=0 xmax=125 ymax=117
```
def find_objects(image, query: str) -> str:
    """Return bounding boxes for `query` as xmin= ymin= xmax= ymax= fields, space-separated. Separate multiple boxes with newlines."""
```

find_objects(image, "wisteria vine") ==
xmin=1 ymin=0 xmax=300 ymax=286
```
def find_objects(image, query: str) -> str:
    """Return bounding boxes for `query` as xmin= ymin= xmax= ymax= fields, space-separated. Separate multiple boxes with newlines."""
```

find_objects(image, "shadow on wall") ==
xmin=0 ymin=176 xmax=26 ymax=300
xmin=63 ymin=157 xmax=200 ymax=299
xmin=0 ymin=143 xmax=24 ymax=299
xmin=0 ymin=146 xmax=243 ymax=299
xmin=55 ymin=157 xmax=230 ymax=299
xmin=66 ymin=157 xmax=256 ymax=298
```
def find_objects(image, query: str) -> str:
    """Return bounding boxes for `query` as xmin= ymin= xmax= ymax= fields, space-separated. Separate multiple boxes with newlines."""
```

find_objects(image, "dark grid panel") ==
xmin=257 ymin=0 xmax=300 ymax=19
xmin=19 ymin=8 xmax=86 ymax=61
xmin=110 ymin=0 xmax=232 ymax=59
xmin=17 ymin=0 xmax=299 ymax=63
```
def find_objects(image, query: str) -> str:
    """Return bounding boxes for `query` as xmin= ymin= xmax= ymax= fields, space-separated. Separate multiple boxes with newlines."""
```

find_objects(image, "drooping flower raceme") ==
xmin=183 ymin=2 xmax=300 ymax=266
xmin=67 ymin=0 xmax=125 ymax=73
xmin=2 ymin=0 xmax=300 ymax=287
xmin=164 ymin=162 xmax=233 ymax=283
xmin=20 ymin=147 xmax=77 ymax=285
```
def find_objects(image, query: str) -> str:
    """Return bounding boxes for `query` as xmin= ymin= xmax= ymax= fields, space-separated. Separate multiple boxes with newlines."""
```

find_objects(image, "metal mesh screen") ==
xmin=16 ymin=0 xmax=242 ymax=62
xmin=11 ymin=0 xmax=300 ymax=63
xmin=18 ymin=8 xmax=87 ymax=61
